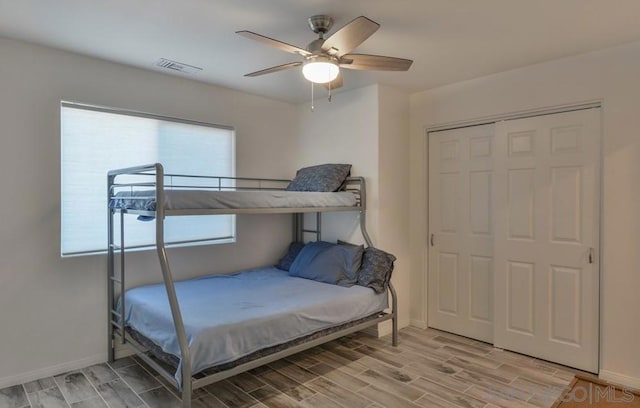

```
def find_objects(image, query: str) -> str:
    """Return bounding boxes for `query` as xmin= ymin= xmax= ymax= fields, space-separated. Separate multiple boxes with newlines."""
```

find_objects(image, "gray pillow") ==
xmin=357 ymin=247 xmax=396 ymax=294
xmin=275 ymin=242 xmax=305 ymax=271
xmin=286 ymin=164 xmax=352 ymax=192
xmin=289 ymin=241 xmax=363 ymax=287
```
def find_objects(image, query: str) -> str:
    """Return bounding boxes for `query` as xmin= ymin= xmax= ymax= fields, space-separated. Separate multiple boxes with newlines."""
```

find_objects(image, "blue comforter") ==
xmin=122 ymin=267 xmax=388 ymax=383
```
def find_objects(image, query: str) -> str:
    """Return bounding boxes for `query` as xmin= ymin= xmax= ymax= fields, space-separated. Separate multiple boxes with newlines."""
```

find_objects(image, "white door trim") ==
xmin=426 ymin=100 xmax=601 ymax=133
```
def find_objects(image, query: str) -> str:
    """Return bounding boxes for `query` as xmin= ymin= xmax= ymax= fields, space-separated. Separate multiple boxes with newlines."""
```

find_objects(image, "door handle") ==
xmin=588 ymin=247 xmax=594 ymax=264
xmin=430 ymin=233 xmax=435 ymax=247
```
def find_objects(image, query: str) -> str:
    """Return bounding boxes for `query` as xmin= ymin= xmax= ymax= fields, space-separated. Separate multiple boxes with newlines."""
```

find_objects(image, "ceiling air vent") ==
xmin=156 ymin=58 xmax=203 ymax=74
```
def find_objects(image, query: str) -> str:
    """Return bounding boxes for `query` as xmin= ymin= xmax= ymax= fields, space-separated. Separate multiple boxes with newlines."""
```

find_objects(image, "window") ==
xmin=61 ymin=102 xmax=235 ymax=256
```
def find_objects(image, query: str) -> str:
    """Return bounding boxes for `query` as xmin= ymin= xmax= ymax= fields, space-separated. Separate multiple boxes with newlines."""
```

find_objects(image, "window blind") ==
xmin=61 ymin=103 xmax=235 ymax=256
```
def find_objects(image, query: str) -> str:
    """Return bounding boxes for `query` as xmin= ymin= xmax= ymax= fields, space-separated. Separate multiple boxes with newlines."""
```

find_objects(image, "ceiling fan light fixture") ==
xmin=302 ymin=56 xmax=339 ymax=84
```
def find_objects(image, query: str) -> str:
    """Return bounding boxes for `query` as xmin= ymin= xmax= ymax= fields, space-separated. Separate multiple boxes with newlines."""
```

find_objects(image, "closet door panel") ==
xmin=428 ymin=124 xmax=494 ymax=342
xmin=493 ymin=108 xmax=600 ymax=373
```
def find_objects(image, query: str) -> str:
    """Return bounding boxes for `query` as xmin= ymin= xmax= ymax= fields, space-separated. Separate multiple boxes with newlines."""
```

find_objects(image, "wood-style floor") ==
xmin=0 ymin=327 xmax=580 ymax=408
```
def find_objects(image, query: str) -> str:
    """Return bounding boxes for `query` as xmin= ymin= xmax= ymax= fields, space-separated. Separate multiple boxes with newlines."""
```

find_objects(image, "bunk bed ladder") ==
xmin=107 ymin=164 xmax=193 ymax=406
xmin=107 ymin=193 xmax=128 ymax=360
xmin=295 ymin=212 xmax=322 ymax=242
xmin=107 ymin=175 xmax=115 ymax=362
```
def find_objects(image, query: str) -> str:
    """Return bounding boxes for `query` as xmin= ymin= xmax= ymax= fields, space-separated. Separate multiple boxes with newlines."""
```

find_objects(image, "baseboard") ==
xmin=0 ymin=354 xmax=105 ymax=389
xmin=362 ymin=321 xmax=390 ymax=338
xmin=599 ymin=370 xmax=640 ymax=390
xmin=361 ymin=319 xmax=409 ymax=338
xmin=376 ymin=321 xmax=393 ymax=337
xmin=410 ymin=319 xmax=428 ymax=329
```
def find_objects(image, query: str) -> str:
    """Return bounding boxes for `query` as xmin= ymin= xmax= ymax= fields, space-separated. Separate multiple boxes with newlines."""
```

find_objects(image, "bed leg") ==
xmin=389 ymin=282 xmax=398 ymax=347
xmin=181 ymin=381 xmax=192 ymax=408
xmin=108 ymin=338 xmax=115 ymax=363
xmin=392 ymin=314 xmax=398 ymax=347
xmin=180 ymin=358 xmax=192 ymax=408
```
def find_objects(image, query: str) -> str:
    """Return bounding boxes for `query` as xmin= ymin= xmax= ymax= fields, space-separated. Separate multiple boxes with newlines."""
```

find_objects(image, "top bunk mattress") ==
xmin=121 ymin=267 xmax=387 ymax=383
xmin=109 ymin=190 xmax=357 ymax=212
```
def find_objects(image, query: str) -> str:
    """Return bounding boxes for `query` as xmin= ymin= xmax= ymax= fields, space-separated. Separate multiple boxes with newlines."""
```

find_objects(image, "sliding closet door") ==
xmin=428 ymin=124 xmax=495 ymax=342
xmin=493 ymin=108 xmax=600 ymax=372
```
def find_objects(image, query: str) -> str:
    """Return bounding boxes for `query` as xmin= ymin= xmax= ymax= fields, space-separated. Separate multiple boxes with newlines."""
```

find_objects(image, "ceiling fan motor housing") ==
xmin=308 ymin=15 xmax=334 ymax=36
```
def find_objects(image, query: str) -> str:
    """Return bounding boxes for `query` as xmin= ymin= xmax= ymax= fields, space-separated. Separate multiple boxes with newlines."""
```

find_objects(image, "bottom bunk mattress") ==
xmin=121 ymin=266 xmax=388 ymax=383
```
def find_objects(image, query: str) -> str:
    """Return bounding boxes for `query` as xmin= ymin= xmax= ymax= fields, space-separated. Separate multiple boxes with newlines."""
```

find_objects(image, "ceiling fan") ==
xmin=236 ymin=15 xmax=413 ymax=90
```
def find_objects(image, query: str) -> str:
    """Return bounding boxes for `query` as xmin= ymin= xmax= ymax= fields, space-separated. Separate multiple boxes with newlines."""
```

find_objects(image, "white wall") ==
xmin=296 ymin=85 xmax=380 ymax=244
xmin=409 ymin=40 xmax=640 ymax=387
xmin=296 ymin=84 xmax=412 ymax=330
xmin=0 ymin=38 xmax=298 ymax=386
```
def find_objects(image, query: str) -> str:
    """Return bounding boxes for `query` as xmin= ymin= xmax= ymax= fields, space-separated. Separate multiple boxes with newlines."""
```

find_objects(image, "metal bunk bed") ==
xmin=107 ymin=163 xmax=398 ymax=408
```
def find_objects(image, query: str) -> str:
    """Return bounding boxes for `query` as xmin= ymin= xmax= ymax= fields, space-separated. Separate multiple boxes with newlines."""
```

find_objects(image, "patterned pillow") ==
xmin=275 ymin=242 xmax=305 ymax=271
xmin=357 ymin=247 xmax=396 ymax=294
xmin=286 ymin=164 xmax=352 ymax=192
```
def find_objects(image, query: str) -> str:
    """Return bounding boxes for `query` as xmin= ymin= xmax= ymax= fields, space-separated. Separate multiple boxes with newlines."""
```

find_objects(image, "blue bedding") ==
xmin=122 ymin=267 xmax=388 ymax=383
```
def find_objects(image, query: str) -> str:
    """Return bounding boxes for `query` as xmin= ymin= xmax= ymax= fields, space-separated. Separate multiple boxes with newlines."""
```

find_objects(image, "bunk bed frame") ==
xmin=107 ymin=163 xmax=398 ymax=408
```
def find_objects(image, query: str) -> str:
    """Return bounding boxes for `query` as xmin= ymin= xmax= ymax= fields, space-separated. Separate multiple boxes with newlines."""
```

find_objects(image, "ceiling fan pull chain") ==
xmin=328 ymin=79 xmax=332 ymax=102
xmin=310 ymin=81 xmax=315 ymax=112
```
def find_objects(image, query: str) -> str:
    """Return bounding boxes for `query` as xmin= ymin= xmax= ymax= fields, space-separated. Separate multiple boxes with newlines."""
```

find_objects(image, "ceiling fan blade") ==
xmin=321 ymin=16 xmax=380 ymax=56
xmin=236 ymin=30 xmax=310 ymax=56
xmin=339 ymin=54 xmax=413 ymax=71
xmin=244 ymin=62 xmax=302 ymax=77
xmin=323 ymin=72 xmax=344 ymax=90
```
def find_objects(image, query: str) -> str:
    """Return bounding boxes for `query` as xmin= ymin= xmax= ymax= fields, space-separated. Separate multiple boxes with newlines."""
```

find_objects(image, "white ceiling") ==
xmin=2 ymin=0 xmax=640 ymax=103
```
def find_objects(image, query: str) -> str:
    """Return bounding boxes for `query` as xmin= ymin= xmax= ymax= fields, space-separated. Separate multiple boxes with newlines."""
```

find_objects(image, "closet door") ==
xmin=428 ymin=124 xmax=495 ymax=342
xmin=493 ymin=109 xmax=600 ymax=372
